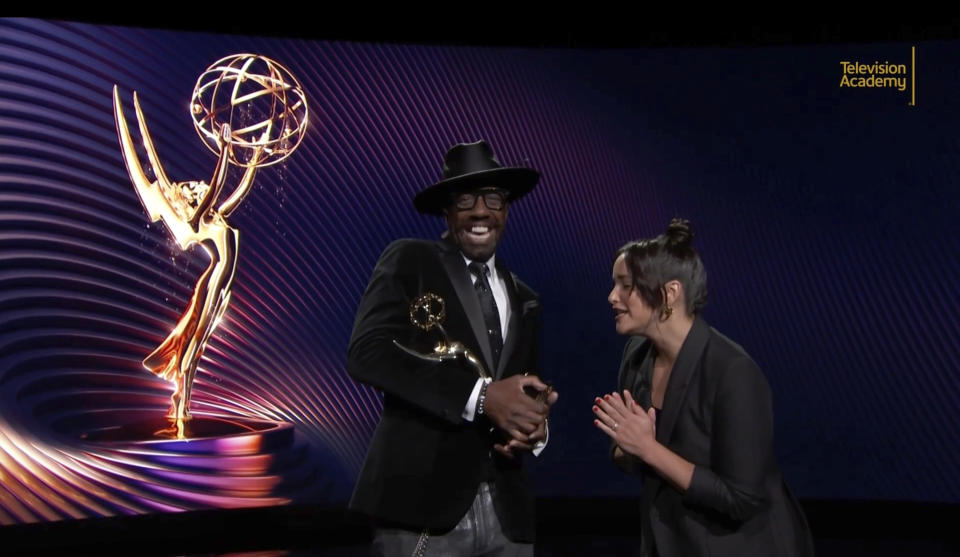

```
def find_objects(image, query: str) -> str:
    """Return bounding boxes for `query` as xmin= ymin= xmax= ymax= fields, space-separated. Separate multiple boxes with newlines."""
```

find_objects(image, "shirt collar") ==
xmin=461 ymin=252 xmax=496 ymax=270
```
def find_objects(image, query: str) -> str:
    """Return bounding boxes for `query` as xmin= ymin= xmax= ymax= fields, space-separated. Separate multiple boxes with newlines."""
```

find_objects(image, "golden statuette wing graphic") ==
xmin=112 ymin=54 xmax=308 ymax=439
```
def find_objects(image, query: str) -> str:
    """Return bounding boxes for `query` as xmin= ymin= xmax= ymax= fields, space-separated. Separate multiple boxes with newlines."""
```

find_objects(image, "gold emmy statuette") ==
xmin=113 ymin=54 xmax=308 ymax=438
xmin=392 ymin=292 xmax=490 ymax=379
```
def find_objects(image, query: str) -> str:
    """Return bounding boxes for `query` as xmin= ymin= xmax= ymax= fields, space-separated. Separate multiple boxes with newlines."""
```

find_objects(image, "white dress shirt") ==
xmin=458 ymin=254 xmax=547 ymax=454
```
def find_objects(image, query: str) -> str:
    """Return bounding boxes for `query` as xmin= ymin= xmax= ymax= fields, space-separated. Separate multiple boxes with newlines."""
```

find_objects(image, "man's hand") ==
xmin=483 ymin=374 xmax=549 ymax=439
xmin=487 ymin=376 xmax=559 ymax=458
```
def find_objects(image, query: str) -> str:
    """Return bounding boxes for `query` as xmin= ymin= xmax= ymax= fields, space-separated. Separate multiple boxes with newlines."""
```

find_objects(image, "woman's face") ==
xmin=608 ymin=254 xmax=655 ymax=337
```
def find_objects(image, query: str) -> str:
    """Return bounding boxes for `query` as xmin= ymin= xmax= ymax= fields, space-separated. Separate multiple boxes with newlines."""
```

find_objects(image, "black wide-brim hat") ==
xmin=414 ymin=140 xmax=540 ymax=215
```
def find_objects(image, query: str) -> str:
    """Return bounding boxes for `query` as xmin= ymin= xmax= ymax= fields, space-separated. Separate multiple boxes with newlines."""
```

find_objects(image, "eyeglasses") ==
xmin=452 ymin=189 xmax=508 ymax=211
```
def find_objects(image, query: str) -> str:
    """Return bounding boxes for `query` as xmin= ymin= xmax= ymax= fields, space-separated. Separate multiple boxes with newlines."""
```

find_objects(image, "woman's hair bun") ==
xmin=664 ymin=218 xmax=693 ymax=250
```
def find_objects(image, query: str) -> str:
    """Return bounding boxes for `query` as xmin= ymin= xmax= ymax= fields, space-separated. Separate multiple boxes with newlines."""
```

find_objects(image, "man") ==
xmin=348 ymin=139 xmax=558 ymax=556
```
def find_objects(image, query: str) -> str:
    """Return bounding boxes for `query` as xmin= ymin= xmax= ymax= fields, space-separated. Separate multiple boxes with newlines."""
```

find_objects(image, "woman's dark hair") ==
xmin=617 ymin=218 xmax=708 ymax=315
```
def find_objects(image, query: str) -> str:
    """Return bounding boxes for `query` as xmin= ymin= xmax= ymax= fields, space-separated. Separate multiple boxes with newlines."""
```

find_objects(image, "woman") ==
xmin=593 ymin=219 xmax=814 ymax=557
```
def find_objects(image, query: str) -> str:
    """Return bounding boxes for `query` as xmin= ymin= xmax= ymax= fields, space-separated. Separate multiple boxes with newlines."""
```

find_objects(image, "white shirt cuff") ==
xmin=533 ymin=420 xmax=549 ymax=456
xmin=462 ymin=377 xmax=491 ymax=422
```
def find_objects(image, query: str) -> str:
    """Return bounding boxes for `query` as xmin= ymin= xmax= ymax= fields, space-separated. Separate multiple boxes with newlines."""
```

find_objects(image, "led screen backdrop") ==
xmin=0 ymin=18 xmax=957 ymax=525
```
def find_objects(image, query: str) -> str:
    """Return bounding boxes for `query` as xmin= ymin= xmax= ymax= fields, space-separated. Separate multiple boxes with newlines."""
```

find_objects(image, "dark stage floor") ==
xmin=3 ymin=499 xmax=956 ymax=556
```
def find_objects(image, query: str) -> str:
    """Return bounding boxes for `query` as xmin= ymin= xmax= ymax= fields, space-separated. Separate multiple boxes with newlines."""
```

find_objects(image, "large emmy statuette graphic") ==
xmin=113 ymin=54 xmax=308 ymax=439
xmin=393 ymin=293 xmax=491 ymax=379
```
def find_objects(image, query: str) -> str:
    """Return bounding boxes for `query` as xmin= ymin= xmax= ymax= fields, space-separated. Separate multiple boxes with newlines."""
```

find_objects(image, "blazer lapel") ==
xmin=439 ymin=243 xmax=495 ymax=375
xmin=494 ymin=257 xmax=520 ymax=379
xmin=656 ymin=316 xmax=711 ymax=445
xmin=621 ymin=339 xmax=654 ymax=410
xmin=637 ymin=320 xmax=710 ymax=544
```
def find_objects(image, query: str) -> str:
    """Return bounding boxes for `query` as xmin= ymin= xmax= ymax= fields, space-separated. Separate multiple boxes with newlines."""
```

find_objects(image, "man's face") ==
xmin=444 ymin=187 xmax=509 ymax=261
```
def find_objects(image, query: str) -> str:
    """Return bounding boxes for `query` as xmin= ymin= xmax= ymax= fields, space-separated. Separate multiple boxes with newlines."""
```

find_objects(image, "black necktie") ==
xmin=468 ymin=261 xmax=502 ymax=371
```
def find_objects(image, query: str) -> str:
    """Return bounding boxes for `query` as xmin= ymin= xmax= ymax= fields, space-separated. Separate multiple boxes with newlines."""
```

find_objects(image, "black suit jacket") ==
xmin=617 ymin=317 xmax=815 ymax=557
xmin=347 ymin=237 xmax=541 ymax=541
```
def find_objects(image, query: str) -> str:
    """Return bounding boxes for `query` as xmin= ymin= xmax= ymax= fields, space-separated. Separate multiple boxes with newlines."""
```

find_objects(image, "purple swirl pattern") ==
xmin=0 ymin=17 xmax=637 ymax=523
xmin=2 ymin=18 xmax=960 ymax=525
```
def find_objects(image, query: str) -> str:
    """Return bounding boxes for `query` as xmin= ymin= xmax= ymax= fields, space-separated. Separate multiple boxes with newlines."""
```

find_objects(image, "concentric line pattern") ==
xmin=2 ymin=18 xmax=960 ymax=525
xmin=0 ymin=18 xmax=642 ymax=523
